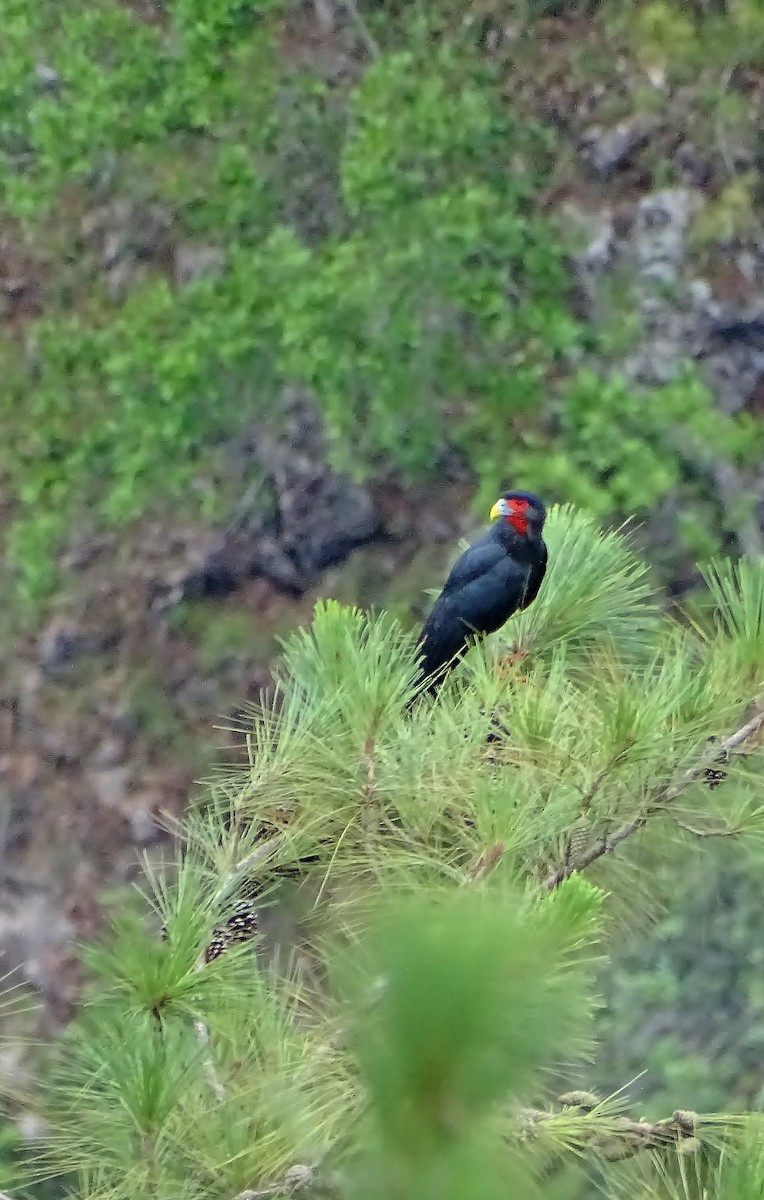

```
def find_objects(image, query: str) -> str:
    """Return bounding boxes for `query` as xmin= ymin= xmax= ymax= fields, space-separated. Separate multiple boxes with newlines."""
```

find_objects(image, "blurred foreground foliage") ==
xmin=9 ymin=507 xmax=764 ymax=1200
xmin=1 ymin=0 xmax=763 ymax=603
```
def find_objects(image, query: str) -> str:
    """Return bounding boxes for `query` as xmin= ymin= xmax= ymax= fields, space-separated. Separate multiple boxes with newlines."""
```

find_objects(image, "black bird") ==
xmin=413 ymin=490 xmax=548 ymax=698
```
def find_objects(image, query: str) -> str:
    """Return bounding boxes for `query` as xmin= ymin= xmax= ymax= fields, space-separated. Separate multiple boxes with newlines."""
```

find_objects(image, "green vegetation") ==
xmin=691 ymin=174 xmax=760 ymax=251
xmin=13 ymin=508 xmax=764 ymax=1199
xmin=598 ymin=848 xmax=764 ymax=1116
xmin=628 ymin=1 xmax=764 ymax=77
xmin=0 ymin=1122 xmax=25 ymax=1192
xmin=2 ymin=0 xmax=764 ymax=605
xmin=170 ymin=599 xmax=299 ymax=671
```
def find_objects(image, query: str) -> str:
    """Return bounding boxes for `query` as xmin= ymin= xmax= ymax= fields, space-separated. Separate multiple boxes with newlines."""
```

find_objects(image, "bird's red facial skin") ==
xmin=505 ymin=497 xmax=529 ymax=535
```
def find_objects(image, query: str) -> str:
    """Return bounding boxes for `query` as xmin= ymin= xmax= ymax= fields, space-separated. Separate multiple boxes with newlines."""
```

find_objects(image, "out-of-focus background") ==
xmin=2 ymin=0 xmax=764 ymax=1163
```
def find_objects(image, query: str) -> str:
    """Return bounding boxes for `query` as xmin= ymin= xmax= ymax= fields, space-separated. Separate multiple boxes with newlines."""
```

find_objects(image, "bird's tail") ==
xmin=405 ymin=646 xmax=464 ymax=712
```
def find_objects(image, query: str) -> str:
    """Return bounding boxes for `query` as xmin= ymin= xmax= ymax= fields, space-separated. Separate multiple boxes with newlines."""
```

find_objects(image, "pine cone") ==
xmin=704 ymin=736 xmax=730 ymax=789
xmin=204 ymin=928 xmax=230 ymax=963
xmin=225 ymin=901 xmax=259 ymax=945
xmin=203 ymin=899 xmax=260 ymax=962
xmin=566 ymin=818 xmax=591 ymax=862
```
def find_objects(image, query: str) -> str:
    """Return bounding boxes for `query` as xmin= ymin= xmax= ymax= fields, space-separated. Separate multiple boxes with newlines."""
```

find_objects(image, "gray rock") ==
xmin=641 ymin=260 xmax=679 ymax=288
xmin=90 ymin=767 xmax=130 ymax=809
xmin=155 ymin=392 xmax=384 ymax=605
xmin=105 ymin=261 xmax=139 ymax=302
xmin=102 ymin=231 xmax=127 ymax=268
xmin=37 ymin=620 xmax=90 ymax=671
xmin=737 ymin=251 xmax=758 ymax=283
xmin=674 ymin=142 xmax=713 ymax=189
xmin=174 ymin=243 xmax=225 ymax=285
xmin=699 ymin=307 xmax=764 ymax=414
xmin=631 ymin=188 xmax=703 ymax=278
xmin=688 ymin=279 xmax=713 ymax=310
xmin=91 ymin=737 xmax=126 ymax=769
xmin=0 ymin=894 xmax=74 ymax=989
xmin=37 ymin=618 xmax=118 ymax=674
xmin=279 ymin=471 xmax=382 ymax=573
xmin=34 ymin=63 xmax=60 ymax=91
xmin=570 ymin=188 xmax=707 ymax=389
xmin=574 ymin=214 xmax=616 ymax=296
xmin=706 ymin=308 xmax=764 ymax=348
xmin=60 ymin=534 xmax=112 ymax=571
xmin=0 ymin=785 xmax=40 ymax=857
xmin=566 ymin=179 xmax=764 ymax=561
xmin=2 ymin=276 xmax=28 ymax=299
xmin=129 ymin=807 xmax=158 ymax=846
xmin=133 ymin=205 xmax=172 ymax=260
xmin=81 ymin=200 xmax=171 ymax=267
xmin=39 ymin=733 xmax=80 ymax=769
xmin=581 ymin=119 xmax=651 ymax=178
xmin=15 ymin=1112 xmax=48 ymax=1142
xmin=110 ymin=710 xmax=140 ymax=743
xmin=80 ymin=200 xmax=131 ymax=241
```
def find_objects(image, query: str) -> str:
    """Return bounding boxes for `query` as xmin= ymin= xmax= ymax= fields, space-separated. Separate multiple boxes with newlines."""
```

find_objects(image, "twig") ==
xmin=544 ymin=708 xmax=764 ymax=891
xmin=359 ymin=730 xmax=379 ymax=835
xmin=211 ymin=833 xmax=287 ymax=908
xmin=577 ymin=764 xmax=615 ymax=819
xmin=465 ymin=840 xmax=506 ymax=884
xmin=675 ymin=820 xmax=738 ymax=839
xmin=194 ymin=1017 xmax=225 ymax=1103
xmin=361 ymin=733 xmax=376 ymax=805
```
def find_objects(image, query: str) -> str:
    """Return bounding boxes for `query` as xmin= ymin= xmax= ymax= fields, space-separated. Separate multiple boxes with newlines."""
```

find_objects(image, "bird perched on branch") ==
xmin=412 ymin=490 xmax=548 ymax=699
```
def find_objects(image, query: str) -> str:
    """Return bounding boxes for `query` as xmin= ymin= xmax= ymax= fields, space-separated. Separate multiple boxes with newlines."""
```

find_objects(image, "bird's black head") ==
xmin=489 ymin=490 xmax=546 ymax=537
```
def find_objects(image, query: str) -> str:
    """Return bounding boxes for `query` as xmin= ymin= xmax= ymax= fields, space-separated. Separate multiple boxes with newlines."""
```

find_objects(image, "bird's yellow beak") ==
xmin=489 ymin=498 xmax=507 ymax=521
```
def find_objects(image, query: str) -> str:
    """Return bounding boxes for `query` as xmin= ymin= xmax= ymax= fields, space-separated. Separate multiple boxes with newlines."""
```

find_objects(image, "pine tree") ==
xmin=9 ymin=507 xmax=764 ymax=1200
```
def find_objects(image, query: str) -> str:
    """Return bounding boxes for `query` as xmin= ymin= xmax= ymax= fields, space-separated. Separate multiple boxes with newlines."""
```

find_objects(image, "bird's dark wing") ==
xmin=438 ymin=540 xmax=506 ymax=598
xmin=416 ymin=543 xmax=508 ymax=685
xmin=416 ymin=598 xmax=473 ymax=684
xmin=441 ymin=552 xmax=536 ymax=635
xmin=518 ymin=541 xmax=548 ymax=610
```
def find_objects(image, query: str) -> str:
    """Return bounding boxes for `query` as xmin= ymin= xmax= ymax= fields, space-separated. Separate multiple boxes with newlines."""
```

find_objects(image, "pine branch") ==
xmin=185 ymin=837 xmax=289 ymax=1102
xmin=560 ymin=757 xmax=622 ymax=874
xmin=224 ymin=1105 xmax=729 ymax=1200
xmin=518 ymin=1104 xmax=705 ymax=1161
xmin=233 ymin=1164 xmax=337 ymax=1200
xmin=544 ymin=707 xmax=764 ymax=890
xmin=513 ymin=1099 xmax=738 ymax=1161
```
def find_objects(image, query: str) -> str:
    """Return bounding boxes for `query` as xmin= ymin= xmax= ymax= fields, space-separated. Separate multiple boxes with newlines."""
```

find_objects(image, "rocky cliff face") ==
xmin=573 ymin=183 xmax=764 ymax=571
